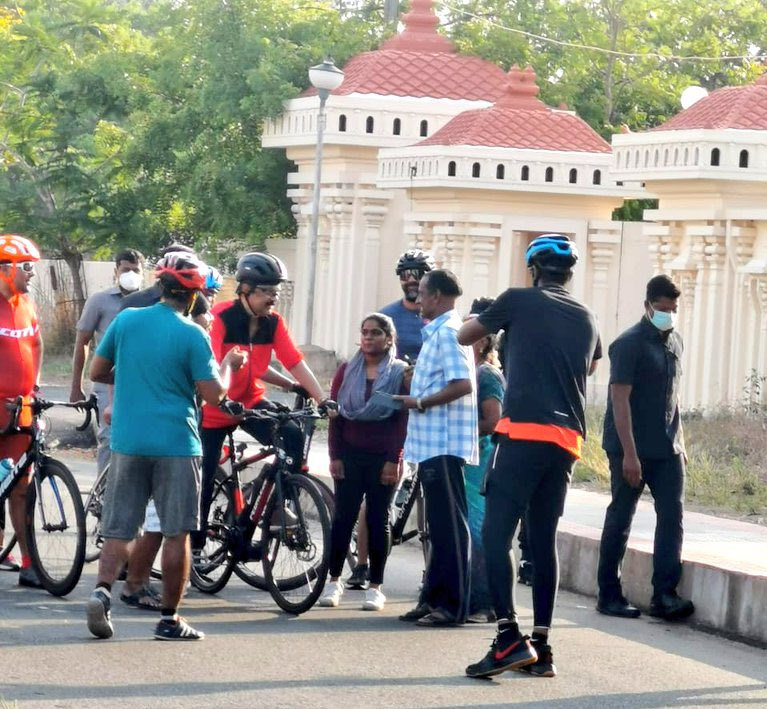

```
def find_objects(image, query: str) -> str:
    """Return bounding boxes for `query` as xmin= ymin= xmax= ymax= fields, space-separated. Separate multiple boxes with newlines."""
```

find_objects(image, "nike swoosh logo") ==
xmin=495 ymin=639 xmax=524 ymax=660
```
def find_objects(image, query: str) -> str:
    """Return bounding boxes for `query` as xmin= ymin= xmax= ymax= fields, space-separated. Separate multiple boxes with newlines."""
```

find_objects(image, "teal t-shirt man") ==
xmin=96 ymin=302 xmax=219 ymax=457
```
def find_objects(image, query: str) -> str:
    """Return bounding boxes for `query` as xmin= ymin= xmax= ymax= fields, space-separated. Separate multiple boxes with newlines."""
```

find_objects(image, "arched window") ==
xmin=644 ymin=151 xmax=649 ymax=167
xmin=545 ymin=167 xmax=554 ymax=182
xmin=420 ymin=119 xmax=428 ymax=137
xmin=338 ymin=114 xmax=347 ymax=132
xmin=684 ymin=147 xmax=689 ymax=164
xmin=592 ymin=169 xmax=602 ymax=185
xmin=392 ymin=118 xmax=401 ymax=136
xmin=496 ymin=164 xmax=505 ymax=179
xmin=710 ymin=148 xmax=720 ymax=166
xmin=654 ymin=149 xmax=659 ymax=167
xmin=521 ymin=165 xmax=530 ymax=181
xmin=569 ymin=168 xmax=578 ymax=184
xmin=674 ymin=148 xmax=679 ymax=165
xmin=740 ymin=149 xmax=749 ymax=168
xmin=472 ymin=162 xmax=481 ymax=178
xmin=365 ymin=116 xmax=374 ymax=134
xmin=664 ymin=148 xmax=669 ymax=165
xmin=448 ymin=161 xmax=457 ymax=177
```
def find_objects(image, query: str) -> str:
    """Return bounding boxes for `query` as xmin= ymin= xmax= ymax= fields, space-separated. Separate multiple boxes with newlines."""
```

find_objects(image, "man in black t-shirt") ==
xmin=596 ymin=275 xmax=694 ymax=622
xmin=459 ymin=234 xmax=601 ymax=680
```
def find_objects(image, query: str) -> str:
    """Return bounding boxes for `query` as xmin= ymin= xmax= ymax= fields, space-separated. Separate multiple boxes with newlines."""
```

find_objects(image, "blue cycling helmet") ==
xmin=525 ymin=234 xmax=578 ymax=272
xmin=205 ymin=266 xmax=223 ymax=292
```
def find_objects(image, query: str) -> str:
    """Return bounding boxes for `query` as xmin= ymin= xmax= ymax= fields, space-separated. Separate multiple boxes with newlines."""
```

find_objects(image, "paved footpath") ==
xmin=0 ymin=445 xmax=764 ymax=709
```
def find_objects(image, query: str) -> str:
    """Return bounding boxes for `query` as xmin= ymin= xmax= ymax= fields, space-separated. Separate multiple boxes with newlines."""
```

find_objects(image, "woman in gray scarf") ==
xmin=320 ymin=313 xmax=409 ymax=612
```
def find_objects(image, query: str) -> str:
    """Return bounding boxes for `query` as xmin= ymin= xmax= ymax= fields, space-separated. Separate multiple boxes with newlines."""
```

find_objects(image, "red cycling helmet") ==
xmin=155 ymin=251 xmax=207 ymax=291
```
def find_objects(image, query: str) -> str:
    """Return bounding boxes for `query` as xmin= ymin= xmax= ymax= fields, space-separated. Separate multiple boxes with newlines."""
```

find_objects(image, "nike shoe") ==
xmin=465 ymin=633 xmax=537 ymax=679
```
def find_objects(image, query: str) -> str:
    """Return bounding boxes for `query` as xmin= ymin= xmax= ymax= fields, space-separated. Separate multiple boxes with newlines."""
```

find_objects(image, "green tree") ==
xmin=0 ymin=0 xmax=154 ymax=304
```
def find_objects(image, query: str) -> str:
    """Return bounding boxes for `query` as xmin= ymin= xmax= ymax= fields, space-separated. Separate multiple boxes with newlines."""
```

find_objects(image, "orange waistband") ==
xmin=494 ymin=418 xmax=582 ymax=459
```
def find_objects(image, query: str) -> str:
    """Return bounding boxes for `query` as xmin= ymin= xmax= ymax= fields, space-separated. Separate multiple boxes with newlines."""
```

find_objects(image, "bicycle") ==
xmin=191 ymin=399 xmax=333 ymax=614
xmin=221 ymin=394 xmax=353 ymax=591
xmin=0 ymin=395 xmax=96 ymax=596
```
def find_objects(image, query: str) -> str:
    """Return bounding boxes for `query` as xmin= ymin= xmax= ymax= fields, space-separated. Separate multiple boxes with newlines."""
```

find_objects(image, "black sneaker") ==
xmin=18 ymin=566 xmax=42 ymax=588
xmin=154 ymin=617 xmax=205 ymax=641
xmin=86 ymin=588 xmax=114 ymax=639
xmin=518 ymin=639 xmax=557 ymax=677
xmin=465 ymin=634 xmax=537 ymax=679
xmin=345 ymin=563 xmax=369 ymax=590
xmin=517 ymin=560 xmax=534 ymax=586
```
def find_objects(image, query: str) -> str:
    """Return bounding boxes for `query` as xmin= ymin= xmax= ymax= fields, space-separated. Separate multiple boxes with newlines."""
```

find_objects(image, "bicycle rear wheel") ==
xmin=26 ymin=458 xmax=86 ymax=596
xmin=190 ymin=472 xmax=236 ymax=594
xmin=82 ymin=466 xmax=107 ymax=563
xmin=262 ymin=475 xmax=330 ymax=614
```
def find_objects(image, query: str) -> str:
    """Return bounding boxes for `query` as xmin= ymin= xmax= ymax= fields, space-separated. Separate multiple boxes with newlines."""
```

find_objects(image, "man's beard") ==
xmin=403 ymin=286 xmax=419 ymax=302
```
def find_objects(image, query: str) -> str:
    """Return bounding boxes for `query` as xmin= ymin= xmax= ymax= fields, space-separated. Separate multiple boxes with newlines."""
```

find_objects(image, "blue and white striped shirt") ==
xmin=404 ymin=310 xmax=478 ymax=465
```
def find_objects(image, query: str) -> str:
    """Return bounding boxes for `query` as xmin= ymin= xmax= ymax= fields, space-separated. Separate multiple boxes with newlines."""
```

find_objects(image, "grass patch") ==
xmin=574 ymin=406 xmax=767 ymax=522
xmin=41 ymin=352 xmax=73 ymax=387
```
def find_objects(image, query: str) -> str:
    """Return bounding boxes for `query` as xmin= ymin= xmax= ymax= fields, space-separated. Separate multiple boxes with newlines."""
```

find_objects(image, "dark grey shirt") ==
xmin=602 ymin=318 xmax=684 ymax=459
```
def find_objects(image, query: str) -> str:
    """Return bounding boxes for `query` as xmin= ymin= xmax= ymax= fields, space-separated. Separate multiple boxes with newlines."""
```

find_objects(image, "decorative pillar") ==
xmin=324 ymin=195 xmax=354 ymax=353
xmin=360 ymin=196 xmax=390 ymax=322
xmin=468 ymin=234 xmax=499 ymax=303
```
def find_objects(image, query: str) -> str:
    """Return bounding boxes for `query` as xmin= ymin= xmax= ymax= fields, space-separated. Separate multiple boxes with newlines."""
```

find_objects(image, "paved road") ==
xmin=0 ymin=453 xmax=765 ymax=709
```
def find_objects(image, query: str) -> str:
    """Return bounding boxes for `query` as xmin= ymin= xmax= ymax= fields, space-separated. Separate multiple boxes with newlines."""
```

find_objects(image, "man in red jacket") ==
xmin=193 ymin=253 xmax=329 ymax=554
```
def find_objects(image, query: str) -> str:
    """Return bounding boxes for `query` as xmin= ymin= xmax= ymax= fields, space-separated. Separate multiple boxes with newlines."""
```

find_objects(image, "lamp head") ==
xmin=309 ymin=59 xmax=345 ymax=92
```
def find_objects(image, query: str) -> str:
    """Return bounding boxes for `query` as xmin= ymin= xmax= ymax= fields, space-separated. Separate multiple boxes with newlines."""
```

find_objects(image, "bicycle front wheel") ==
xmin=26 ymin=458 xmax=86 ymax=596
xmin=82 ymin=466 xmax=107 ymax=563
xmin=190 ymin=471 xmax=236 ymax=594
xmin=262 ymin=475 xmax=331 ymax=615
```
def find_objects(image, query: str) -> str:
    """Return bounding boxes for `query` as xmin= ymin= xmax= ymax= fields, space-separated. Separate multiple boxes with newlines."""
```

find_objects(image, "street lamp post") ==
xmin=305 ymin=58 xmax=344 ymax=345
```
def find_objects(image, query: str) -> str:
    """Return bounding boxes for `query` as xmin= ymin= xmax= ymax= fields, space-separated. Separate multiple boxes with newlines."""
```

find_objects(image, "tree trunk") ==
xmin=60 ymin=248 xmax=87 ymax=318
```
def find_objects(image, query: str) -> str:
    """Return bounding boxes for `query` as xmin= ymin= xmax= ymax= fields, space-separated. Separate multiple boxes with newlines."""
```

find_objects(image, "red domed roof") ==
xmin=418 ymin=66 xmax=611 ymax=152
xmin=305 ymin=0 xmax=507 ymax=102
xmin=652 ymin=74 xmax=767 ymax=131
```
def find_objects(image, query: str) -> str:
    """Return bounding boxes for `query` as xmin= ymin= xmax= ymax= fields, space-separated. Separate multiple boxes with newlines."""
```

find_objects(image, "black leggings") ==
xmin=328 ymin=450 xmax=395 ymax=585
xmin=192 ymin=402 xmax=304 ymax=550
xmin=483 ymin=439 xmax=574 ymax=628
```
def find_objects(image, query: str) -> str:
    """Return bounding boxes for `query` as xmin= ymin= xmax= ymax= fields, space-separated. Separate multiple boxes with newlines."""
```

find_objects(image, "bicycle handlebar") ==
xmin=219 ymin=398 xmax=335 ymax=422
xmin=1 ymin=394 xmax=100 ymax=435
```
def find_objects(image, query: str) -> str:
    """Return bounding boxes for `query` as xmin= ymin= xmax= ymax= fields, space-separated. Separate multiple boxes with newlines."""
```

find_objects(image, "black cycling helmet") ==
xmin=525 ymin=234 xmax=579 ymax=273
xmin=395 ymin=249 xmax=436 ymax=276
xmin=235 ymin=252 xmax=288 ymax=285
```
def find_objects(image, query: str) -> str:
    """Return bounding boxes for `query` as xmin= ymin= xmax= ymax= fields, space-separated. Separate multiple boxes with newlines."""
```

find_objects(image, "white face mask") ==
xmin=118 ymin=270 xmax=142 ymax=292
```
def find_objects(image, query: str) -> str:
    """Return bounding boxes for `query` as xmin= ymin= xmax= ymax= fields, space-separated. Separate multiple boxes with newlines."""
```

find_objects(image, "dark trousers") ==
xmin=418 ymin=454 xmax=470 ymax=622
xmin=192 ymin=403 xmax=304 ymax=549
xmin=597 ymin=453 xmax=685 ymax=601
xmin=483 ymin=439 xmax=574 ymax=627
xmin=328 ymin=450 xmax=395 ymax=585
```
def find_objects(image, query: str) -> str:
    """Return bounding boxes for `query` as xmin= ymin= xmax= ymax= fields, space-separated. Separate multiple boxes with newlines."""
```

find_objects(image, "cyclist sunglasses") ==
xmin=253 ymin=285 xmax=281 ymax=297
xmin=18 ymin=262 xmax=36 ymax=273
xmin=399 ymin=268 xmax=424 ymax=281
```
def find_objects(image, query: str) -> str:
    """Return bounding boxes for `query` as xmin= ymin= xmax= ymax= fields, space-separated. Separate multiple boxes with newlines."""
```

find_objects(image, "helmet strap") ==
xmin=183 ymin=291 xmax=198 ymax=317
xmin=0 ymin=264 xmax=21 ymax=302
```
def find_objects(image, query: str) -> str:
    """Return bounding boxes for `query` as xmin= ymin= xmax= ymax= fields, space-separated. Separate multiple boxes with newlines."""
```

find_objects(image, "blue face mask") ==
xmin=649 ymin=307 xmax=676 ymax=332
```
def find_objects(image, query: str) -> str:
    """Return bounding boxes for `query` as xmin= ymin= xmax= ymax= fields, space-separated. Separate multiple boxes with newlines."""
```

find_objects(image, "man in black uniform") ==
xmin=596 ymin=274 xmax=694 ymax=622
xmin=459 ymin=234 xmax=601 ymax=680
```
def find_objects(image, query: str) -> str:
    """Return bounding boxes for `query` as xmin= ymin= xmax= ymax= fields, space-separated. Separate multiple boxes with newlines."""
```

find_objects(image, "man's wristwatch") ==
xmin=416 ymin=398 xmax=426 ymax=413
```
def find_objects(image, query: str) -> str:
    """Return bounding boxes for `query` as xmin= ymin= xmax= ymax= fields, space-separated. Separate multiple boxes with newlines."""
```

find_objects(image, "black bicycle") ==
xmin=191 ymin=399 xmax=333 ymax=614
xmin=0 ymin=395 xmax=96 ymax=595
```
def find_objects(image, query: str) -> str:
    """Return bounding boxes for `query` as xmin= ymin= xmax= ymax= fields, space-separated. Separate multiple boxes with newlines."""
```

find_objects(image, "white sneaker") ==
xmin=319 ymin=580 xmax=344 ymax=607
xmin=362 ymin=587 xmax=386 ymax=611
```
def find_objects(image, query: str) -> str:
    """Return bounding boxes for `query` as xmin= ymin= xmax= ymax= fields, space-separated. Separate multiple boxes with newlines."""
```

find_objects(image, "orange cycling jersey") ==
xmin=0 ymin=292 xmax=40 ymax=428
xmin=494 ymin=418 xmax=583 ymax=460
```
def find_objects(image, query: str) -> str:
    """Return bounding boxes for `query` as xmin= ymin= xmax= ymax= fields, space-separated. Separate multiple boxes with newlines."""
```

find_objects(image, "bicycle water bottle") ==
xmin=0 ymin=458 xmax=14 ymax=483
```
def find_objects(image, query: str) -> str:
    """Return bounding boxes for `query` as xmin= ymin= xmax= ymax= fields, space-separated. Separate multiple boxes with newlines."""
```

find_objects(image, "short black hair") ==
xmin=423 ymin=269 xmax=462 ymax=297
xmin=115 ymin=248 xmax=144 ymax=267
xmin=470 ymin=297 xmax=494 ymax=316
xmin=646 ymin=274 xmax=681 ymax=302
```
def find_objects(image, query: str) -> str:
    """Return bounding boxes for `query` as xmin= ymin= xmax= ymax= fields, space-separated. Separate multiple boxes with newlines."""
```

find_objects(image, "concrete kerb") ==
xmin=557 ymin=520 xmax=767 ymax=646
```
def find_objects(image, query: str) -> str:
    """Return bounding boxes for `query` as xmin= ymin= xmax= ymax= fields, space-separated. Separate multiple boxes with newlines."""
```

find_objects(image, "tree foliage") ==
xmin=1 ymin=0 xmax=766 ymax=298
